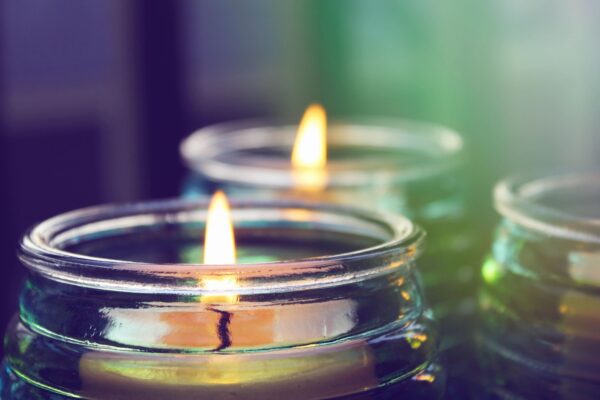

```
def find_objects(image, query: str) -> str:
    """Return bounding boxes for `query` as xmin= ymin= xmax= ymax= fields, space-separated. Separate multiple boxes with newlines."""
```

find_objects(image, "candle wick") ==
xmin=208 ymin=307 xmax=232 ymax=351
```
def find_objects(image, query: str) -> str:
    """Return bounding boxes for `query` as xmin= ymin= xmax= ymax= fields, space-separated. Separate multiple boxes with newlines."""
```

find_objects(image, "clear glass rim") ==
xmin=179 ymin=118 xmax=464 ymax=189
xmin=495 ymin=172 xmax=600 ymax=243
xmin=20 ymin=198 xmax=424 ymax=295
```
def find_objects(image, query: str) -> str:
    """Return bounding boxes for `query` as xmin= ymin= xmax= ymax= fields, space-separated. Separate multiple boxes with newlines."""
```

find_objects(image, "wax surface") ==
xmin=79 ymin=341 xmax=378 ymax=400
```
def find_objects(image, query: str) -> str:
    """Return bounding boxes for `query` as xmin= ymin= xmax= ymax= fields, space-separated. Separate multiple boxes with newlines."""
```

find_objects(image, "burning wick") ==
xmin=203 ymin=190 xmax=237 ymax=351
xmin=291 ymin=104 xmax=328 ymax=192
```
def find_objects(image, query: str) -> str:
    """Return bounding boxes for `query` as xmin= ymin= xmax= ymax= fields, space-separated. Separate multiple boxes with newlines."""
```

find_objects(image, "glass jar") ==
xmin=479 ymin=173 xmax=600 ymax=399
xmin=180 ymin=119 xmax=478 ymax=392
xmin=1 ymin=198 xmax=444 ymax=399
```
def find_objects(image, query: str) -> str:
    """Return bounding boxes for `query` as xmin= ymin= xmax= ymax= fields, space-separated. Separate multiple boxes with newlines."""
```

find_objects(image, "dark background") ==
xmin=2 ymin=0 xmax=600 ymax=358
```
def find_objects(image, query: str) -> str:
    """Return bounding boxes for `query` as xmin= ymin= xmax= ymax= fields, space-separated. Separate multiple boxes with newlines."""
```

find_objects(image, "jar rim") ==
xmin=180 ymin=118 xmax=464 ymax=189
xmin=20 ymin=198 xmax=424 ymax=294
xmin=495 ymin=172 xmax=600 ymax=243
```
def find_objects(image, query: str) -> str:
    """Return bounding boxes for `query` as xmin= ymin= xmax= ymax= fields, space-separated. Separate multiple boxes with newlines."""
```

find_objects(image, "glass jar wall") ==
xmin=2 ymin=198 xmax=444 ymax=399
xmin=479 ymin=173 xmax=600 ymax=399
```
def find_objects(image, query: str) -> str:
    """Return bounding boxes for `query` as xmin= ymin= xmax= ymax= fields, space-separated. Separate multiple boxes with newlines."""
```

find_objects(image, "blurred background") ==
xmin=2 ymin=0 xmax=600 ymax=356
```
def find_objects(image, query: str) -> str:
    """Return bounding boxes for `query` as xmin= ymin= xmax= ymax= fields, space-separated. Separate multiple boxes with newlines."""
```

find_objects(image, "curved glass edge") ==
xmin=19 ymin=198 xmax=425 ymax=294
xmin=179 ymin=119 xmax=464 ymax=189
xmin=495 ymin=172 xmax=600 ymax=244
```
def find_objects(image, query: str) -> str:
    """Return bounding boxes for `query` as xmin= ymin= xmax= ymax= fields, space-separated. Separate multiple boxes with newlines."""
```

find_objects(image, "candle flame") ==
xmin=202 ymin=191 xmax=238 ymax=303
xmin=291 ymin=104 xmax=328 ymax=191
xmin=204 ymin=190 xmax=236 ymax=264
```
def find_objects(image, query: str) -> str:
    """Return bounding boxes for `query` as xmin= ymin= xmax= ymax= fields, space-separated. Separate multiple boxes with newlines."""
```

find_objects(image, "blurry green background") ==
xmin=2 ymin=0 xmax=600 ymax=354
xmin=183 ymin=0 xmax=600 ymax=226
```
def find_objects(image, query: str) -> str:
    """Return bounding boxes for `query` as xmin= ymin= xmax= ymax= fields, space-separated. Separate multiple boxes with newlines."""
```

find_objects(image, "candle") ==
xmin=479 ymin=173 xmax=600 ymax=398
xmin=2 ymin=197 xmax=444 ymax=399
xmin=180 ymin=105 xmax=478 ymax=393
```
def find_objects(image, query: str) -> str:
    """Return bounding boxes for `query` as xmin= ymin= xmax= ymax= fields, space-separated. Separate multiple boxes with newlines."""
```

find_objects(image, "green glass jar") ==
xmin=479 ymin=173 xmax=600 ymax=399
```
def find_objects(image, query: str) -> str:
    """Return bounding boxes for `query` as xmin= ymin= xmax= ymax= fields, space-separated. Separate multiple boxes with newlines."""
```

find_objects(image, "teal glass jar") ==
xmin=479 ymin=173 xmax=600 ymax=399
xmin=2 ymin=198 xmax=444 ymax=399
xmin=180 ymin=118 xmax=478 ymax=394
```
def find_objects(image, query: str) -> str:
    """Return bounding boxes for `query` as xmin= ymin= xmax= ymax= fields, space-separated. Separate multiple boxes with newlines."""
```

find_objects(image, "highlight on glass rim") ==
xmin=2 ymin=2 xmax=599 ymax=399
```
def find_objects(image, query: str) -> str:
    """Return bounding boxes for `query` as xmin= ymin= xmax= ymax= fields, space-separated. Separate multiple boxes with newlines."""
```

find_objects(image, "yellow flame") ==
xmin=204 ymin=190 xmax=236 ymax=265
xmin=291 ymin=104 xmax=328 ymax=191
xmin=202 ymin=191 xmax=238 ymax=303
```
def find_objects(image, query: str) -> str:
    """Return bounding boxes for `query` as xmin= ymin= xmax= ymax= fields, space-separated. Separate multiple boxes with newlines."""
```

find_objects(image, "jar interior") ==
xmin=520 ymin=177 xmax=600 ymax=221
xmin=64 ymin=226 xmax=379 ymax=265
xmin=496 ymin=173 xmax=600 ymax=242
xmin=195 ymin=124 xmax=456 ymax=173
xmin=47 ymin=206 xmax=390 ymax=265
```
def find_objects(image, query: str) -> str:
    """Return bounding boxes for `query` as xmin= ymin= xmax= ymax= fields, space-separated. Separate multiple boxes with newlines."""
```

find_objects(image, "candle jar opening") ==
xmin=180 ymin=119 xmax=464 ymax=220
xmin=479 ymin=172 xmax=600 ymax=398
xmin=3 ymin=199 xmax=444 ymax=399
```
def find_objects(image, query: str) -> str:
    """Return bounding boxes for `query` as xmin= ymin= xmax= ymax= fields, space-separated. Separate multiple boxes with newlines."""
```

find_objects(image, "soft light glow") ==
xmin=203 ymin=190 xmax=236 ymax=265
xmin=291 ymin=103 xmax=328 ymax=191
